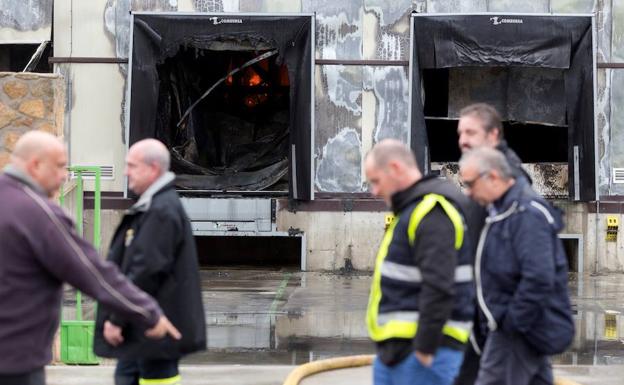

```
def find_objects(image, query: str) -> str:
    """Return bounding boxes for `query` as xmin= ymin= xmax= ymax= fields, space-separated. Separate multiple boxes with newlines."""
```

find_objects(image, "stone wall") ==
xmin=0 ymin=72 xmax=64 ymax=169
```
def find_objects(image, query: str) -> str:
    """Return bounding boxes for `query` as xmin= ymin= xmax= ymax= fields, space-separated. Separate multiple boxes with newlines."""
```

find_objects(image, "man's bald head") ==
xmin=125 ymin=139 xmax=171 ymax=196
xmin=366 ymin=139 xmax=419 ymax=170
xmin=129 ymin=139 xmax=170 ymax=173
xmin=12 ymin=131 xmax=65 ymax=163
xmin=364 ymin=139 xmax=422 ymax=206
xmin=10 ymin=131 xmax=68 ymax=198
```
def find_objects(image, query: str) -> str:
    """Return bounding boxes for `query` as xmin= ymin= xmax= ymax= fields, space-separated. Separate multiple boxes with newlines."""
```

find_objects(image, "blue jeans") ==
xmin=374 ymin=348 xmax=464 ymax=385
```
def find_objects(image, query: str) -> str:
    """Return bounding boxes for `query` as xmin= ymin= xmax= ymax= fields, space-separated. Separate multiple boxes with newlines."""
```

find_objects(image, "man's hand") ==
xmin=414 ymin=350 xmax=434 ymax=367
xmin=145 ymin=315 xmax=182 ymax=340
xmin=103 ymin=320 xmax=124 ymax=346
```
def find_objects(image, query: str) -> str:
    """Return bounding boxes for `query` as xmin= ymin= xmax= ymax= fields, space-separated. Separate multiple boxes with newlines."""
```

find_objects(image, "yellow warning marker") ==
xmin=384 ymin=214 xmax=395 ymax=230
xmin=606 ymin=216 xmax=619 ymax=242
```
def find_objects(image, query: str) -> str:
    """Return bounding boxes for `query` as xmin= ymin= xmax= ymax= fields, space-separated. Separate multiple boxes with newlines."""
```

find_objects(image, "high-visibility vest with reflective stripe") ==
xmin=366 ymin=193 xmax=473 ymax=344
xmin=139 ymin=375 xmax=182 ymax=385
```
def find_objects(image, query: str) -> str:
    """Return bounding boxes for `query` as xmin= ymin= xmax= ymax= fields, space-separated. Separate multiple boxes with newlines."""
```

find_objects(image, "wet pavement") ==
xmin=60 ymin=270 xmax=624 ymax=384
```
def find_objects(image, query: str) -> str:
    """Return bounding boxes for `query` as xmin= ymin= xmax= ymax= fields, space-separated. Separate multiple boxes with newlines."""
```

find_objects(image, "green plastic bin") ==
xmin=60 ymin=320 xmax=99 ymax=364
xmin=59 ymin=166 xmax=102 ymax=365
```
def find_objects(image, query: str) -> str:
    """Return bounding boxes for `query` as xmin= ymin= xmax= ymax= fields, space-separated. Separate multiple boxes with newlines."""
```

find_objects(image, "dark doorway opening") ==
xmin=411 ymin=15 xmax=596 ymax=200
xmin=0 ymin=43 xmax=52 ymax=72
xmin=156 ymin=45 xmax=290 ymax=192
xmin=195 ymin=236 xmax=301 ymax=268
xmin=425 ymin=118 xmax=568 ymax=163
xmin=561 ymin=237 xmax=580 ymax=273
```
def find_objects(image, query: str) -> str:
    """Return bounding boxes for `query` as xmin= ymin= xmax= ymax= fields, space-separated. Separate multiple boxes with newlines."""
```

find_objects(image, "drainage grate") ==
xmin=70 ymin=166 xmax=114 ymax=180
xmin=613 ymin=168 xmax=624 ymax=184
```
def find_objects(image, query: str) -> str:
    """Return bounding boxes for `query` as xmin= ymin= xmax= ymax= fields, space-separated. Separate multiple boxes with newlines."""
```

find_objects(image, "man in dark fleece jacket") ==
xmin=0 ymin=131 xmax=180 ymax=385
xmin=365 ymin=139 xmax=474 ymax=385
xmin=458 ymin=147 xmax=573 ymax=385
xmin=454 ymin=103 xmax=531 ymax=385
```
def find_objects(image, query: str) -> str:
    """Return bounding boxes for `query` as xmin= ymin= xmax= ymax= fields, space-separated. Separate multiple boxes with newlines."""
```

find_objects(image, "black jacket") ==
xmin=376 ymin=175 xmax=475 ymax=365
xmin=476 ymin=181 xmax=574 ymax=355
xmin=94 ymin=175 xmax=206 ymax=360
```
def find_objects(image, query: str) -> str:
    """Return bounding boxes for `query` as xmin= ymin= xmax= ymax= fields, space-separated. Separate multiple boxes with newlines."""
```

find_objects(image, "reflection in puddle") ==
xmin=63 ymin=270 xmax=624 ymax=366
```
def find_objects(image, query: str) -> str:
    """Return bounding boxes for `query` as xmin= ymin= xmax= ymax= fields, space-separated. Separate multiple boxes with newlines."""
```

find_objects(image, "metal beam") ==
xmin=316 ymin=59 xmax=409 ymax=66
xmin=48 ymin=57 xmax=128 ymax=64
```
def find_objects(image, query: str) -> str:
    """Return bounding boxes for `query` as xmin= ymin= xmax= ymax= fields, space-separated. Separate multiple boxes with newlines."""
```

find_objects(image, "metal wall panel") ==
xmin=609 ymin=69 xmax=624 ymax=195
xmin=596 ymin=0 xmax=612 ymax=63
xmin=487 ymin=0 xmax=550 ymax=12
xmin=613 ymin=0 xmax=624 ymax=62
xmin=596 ymin=68 xmax=612 ymax=196
xmin=426 ymin=0 xmax=487 ymax=13
xmin=551 ymin=0 xmax=596 ymax=13
xmin=0 ymin=0 xmax=52 ymax=42
xmin=192 ymin=0 xmax=240 ymax=11
xmin=315 ymin=127 xmax=364 ymax=192
xmin=303 ymin=0 xmax=363 ymax=60
xmin=364 ymin=66 xmax=409 ymax=143
xmin=314 ymin=65 xmax=364 ymax=192
xmin=239 ymin=0 xmax=301 ymax=12
xmin=363 ymin=0 xmax=412 ymax=60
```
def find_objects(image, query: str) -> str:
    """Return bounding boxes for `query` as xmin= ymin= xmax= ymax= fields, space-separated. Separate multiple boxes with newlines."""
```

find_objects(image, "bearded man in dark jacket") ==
xmin=454 ymin=103 xmax=532 ymax=385
xmin=94 ymin=139 xmax=206 ymax=385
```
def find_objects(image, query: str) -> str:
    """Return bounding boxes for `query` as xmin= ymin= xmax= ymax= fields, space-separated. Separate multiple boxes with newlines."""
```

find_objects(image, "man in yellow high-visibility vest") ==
xmin=364 ymin=139 xmax=475 ymax=385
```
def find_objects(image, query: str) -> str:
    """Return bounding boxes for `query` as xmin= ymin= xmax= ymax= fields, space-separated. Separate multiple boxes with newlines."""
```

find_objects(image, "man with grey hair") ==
xmin=0 ymin=132 xmax=180 ymax=385
xmin=94 ymin=139 xmax=206 ymax=385
xmin=458 ymin=148 xmax=573 ymax=385
xmin=365 ymin=139 xmax=474 ymax=385
xmin=454 ymin=103 xmax=530 ymax=385
xmin=457 ymin=103 xmax=530 ymax=184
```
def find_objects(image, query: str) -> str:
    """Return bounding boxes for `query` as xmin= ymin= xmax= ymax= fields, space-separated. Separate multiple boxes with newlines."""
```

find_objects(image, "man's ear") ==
xmin=488 ymin=127 xmax=501 ymax=144
xmin=387 ymin=160 xmax=403 ymax=176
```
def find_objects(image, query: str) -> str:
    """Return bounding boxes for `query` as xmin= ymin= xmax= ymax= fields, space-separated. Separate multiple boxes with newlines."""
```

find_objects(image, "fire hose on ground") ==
xmin=282 ymin=354 xmax=582 ymax=385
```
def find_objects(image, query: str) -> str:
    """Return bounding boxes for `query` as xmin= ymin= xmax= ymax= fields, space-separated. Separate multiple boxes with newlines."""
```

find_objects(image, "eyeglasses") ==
xmin=460 ymin=171 xmax=488 ymax=189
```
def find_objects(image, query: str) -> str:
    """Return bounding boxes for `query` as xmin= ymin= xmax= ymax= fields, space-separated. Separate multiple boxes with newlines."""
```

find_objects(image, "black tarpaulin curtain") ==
xmin=129 ymin=14 xmax=313 ymax=200
xmin=410 ymin=14 xmax=595 ymax=201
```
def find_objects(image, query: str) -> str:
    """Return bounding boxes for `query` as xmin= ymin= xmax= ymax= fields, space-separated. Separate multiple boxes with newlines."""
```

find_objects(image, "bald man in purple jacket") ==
xmin=0 ymin=131 xmax=180 ymax=385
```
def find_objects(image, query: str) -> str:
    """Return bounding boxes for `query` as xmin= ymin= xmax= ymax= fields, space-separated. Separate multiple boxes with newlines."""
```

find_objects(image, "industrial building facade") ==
xmin=1 ymin=0 xmax=624 ymax=272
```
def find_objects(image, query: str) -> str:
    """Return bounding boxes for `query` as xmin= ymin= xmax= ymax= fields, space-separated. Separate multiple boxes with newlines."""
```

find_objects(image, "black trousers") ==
xmin=453 ymin=337 xmax=481 ymax=385
xmin=475 ymin=331 xmax=552 ymax=385
xmin=114 ymin=359 xmax=180 ymax=385
xmin=0 ymin=368 xmax=45 ymax=385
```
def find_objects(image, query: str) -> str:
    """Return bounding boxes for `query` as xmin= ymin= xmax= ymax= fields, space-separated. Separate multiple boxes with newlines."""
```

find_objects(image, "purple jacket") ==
xmin=0 ymin=171 xmax=162 ymax=374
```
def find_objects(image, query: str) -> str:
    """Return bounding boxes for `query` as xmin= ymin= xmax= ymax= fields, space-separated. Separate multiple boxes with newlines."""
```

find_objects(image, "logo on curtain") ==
xmin=489 ymin=17 xmax=523 ymax=26
xmin=210 ymin=17 xmax=243 ymax=25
